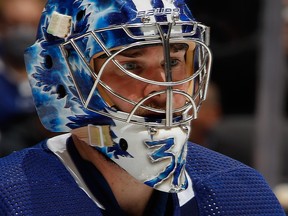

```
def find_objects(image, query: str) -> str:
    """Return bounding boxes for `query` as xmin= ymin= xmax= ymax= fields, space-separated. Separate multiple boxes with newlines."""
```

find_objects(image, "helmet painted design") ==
xmin=25 ymin=0 xmax=212 ymax=192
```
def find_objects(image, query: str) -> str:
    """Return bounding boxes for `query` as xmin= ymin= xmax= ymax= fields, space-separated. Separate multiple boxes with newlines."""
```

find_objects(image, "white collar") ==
xmin=46 ymin=133 xmax=105 ymax=210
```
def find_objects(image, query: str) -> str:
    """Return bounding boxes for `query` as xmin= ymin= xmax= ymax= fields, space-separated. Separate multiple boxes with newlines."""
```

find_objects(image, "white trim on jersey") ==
xmin=47 ymin=133 xmax=105 ymax=210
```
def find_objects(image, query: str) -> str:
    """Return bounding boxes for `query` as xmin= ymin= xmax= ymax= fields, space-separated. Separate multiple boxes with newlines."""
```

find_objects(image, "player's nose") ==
xmin=143 ymin=65 xmax=168 ymax=104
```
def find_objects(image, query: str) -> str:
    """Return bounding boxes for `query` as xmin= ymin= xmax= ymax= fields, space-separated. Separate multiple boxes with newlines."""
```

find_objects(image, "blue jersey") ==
xmin=0 ymin=134 xmax=285 ymax=215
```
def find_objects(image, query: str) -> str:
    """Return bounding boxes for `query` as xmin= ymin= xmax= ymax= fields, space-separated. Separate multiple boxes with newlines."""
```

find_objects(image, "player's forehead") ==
xmin=97 ymin=43 xmax=190 ymax=59
xmin=122 ymin=43 xmax=189 ymax=53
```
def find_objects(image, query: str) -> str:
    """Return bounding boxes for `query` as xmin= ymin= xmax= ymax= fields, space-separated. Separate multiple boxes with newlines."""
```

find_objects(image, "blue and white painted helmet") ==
xmin=25 ymin=0 xmax=211 ymax=131
xmin=25 ymin=0 xmax=212 ymax=193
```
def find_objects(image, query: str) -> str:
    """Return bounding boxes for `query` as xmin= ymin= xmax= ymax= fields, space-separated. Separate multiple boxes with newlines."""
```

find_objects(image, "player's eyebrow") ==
xmin=97 ymin=47 xmax=145 ymax=59
xmin=118 ymin=49 xmax=143 ymax=58
xmin=96 ymin=48 xmax=142 ymax=59
xmin=170 ymin=43 xmax=189 ymax=52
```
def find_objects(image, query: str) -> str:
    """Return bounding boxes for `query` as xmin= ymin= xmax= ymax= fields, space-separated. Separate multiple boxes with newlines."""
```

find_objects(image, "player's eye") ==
xmin=170 ymin=59 xmax=180 ymax=67
xmin=122 ymin=62 xmax=138 ymax=71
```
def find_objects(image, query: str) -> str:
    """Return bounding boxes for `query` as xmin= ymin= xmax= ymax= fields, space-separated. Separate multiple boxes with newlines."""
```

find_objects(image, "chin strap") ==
xmin=88 ymin=124 xmax=114 ymax=148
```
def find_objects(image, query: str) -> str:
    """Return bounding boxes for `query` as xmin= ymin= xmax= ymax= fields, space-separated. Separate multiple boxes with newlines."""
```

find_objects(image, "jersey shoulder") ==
xmin=0 ymin=141 xmax=56 ymax=182
xmin=186 ymin=142 xmax=285 ymax=215
xmin=0 ymin=139 xmax=102 ymax=215
xmin=186 ymin=141 xmax=248 ymax=178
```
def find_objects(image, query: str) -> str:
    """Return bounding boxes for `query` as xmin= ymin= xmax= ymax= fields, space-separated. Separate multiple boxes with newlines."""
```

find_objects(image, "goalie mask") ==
xmin=25 ymin=0 xmax=212 ymax=193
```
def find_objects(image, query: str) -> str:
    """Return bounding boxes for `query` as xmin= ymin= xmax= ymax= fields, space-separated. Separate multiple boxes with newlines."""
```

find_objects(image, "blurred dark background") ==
xmin=187 ymin=0 xmax=261 ymax=115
